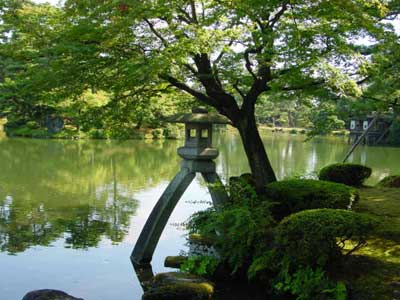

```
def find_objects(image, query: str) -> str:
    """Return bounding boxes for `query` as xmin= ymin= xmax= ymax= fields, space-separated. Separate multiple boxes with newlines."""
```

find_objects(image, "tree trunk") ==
xmin=237 ymin=113 xmax=277 ymax=193
xmin=287 ymin=110 xmax=295 ymax=127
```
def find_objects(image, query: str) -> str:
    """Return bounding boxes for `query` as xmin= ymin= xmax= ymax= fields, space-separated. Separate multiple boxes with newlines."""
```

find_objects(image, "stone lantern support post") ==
xmin=131 ymin=108 xmax=230 ymax=266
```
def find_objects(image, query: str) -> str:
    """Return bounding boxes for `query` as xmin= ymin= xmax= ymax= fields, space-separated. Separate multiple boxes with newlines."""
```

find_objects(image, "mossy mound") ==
xmin=319 ymin=163 xmax=372 ymax=186
xmin=265 ymin=179 xmax=358 ymax=220
xmin=377 ymin=176 xmax=400 ymax=188
xmin=143 ymin=272 xmax=214 ymax=300
xmin=274 ymin=209 xmax=379 ymax=268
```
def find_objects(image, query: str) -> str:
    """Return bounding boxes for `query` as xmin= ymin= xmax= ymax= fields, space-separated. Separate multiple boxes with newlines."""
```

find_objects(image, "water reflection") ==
xmin=1 ymin=134 xmax=399 ymax=255
xmin=215 ymin=131 xmax=400 ymax=183
xmin=0 ymin=133 xmax=399 ymax=300
xmin=0 ymin=138 xmax=181 ymax=254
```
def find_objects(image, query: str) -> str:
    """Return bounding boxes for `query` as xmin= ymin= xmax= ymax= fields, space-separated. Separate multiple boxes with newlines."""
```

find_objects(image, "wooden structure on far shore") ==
xmin=348 ymin=114 xmax=393 ymax=146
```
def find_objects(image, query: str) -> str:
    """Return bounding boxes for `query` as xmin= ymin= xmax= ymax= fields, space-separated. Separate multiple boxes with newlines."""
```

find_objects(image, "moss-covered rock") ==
xmin=188 ymin=234 xmax=214 ymax=247
xmin=377 ymin=176 xmax=400 ymax=188
xmin=188 ymin=234 xmax=218 ymax=257
xmin=319 ymin=163 xmax=372 ymax=186
xmin=143 ymin=272 xmax=214 ymax=300
xmin=164 ymin=256 xmax=188 ymax=268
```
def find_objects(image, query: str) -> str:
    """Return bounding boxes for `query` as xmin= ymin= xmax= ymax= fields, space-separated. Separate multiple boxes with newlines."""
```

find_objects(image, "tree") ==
xmin=1 ymin=0 xmax=394 ymax=192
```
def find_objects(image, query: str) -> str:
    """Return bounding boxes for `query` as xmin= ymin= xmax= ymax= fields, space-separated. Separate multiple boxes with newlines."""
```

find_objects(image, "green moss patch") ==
xmin=341 ymin=187 xmax=400 ymax=300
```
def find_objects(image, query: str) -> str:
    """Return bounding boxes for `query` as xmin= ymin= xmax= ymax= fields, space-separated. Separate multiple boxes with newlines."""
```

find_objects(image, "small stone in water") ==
xmin=22 ymin=289 xmax=84 ymax=300
xmin=164 ymin=256 xmax=188 ymax=268
xmin=143 ymin=272 xmax=214 ymax=300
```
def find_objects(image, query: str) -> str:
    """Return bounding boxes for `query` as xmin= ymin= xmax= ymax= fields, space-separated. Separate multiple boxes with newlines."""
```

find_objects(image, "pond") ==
xmin=0 ymin=131 xmax=399 ymax=300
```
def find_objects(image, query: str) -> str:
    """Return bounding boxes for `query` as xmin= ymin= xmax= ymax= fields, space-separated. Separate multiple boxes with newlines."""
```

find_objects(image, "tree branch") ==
xmin=161 ymin=74 xmax=216 ymax=106
xmin=233 ymin=80 xmax=246 ymax=100
xmin=280 ymin=80 xmax=325 ymax=91
xmin=268 ymin=3 xmax=289 ymax=28
xmin=244 ymin=48 xmax=260 ymax=80
xmin=213 ymin=39 xmax=234 ymax=66
xmin=143 ymin=18 xmax=168 ymax=47
xmin=189 ymin=0 xmax=198 ymax=23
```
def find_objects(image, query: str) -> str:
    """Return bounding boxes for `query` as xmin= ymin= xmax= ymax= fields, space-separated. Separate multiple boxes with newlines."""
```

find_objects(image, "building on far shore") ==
xmin=348 ymin=114 xmax=394 ymax=145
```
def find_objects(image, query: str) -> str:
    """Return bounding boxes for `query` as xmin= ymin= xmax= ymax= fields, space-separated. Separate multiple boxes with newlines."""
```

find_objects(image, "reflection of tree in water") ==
xmin=215 ymin=131 xmax=400 ymax=181
xmin=0 ymin=138 xmax=180 ymax=254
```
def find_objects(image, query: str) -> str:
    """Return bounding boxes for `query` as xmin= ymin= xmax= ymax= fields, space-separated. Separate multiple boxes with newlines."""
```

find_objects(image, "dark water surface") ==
xmin=0 ymin=132 xmax=399 ymax=300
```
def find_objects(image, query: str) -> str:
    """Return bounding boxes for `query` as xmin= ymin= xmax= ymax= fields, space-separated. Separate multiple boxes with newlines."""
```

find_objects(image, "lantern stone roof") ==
xmin=166 ymin=107 xmax=231 ymax=125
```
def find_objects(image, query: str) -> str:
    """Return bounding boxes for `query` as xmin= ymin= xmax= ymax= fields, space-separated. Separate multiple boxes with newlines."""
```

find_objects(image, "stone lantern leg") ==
xmin=131 ymin=108 xmax=230 ymax=266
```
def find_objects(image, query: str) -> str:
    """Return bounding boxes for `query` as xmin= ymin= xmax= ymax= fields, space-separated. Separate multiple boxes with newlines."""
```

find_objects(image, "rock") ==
xmin=390 ymin=281 xmax=400 ymax=288
xmin=22 ymin=289 xmax=83 ymax=300
xmin=188 ymin=234 xmax=218 ymax=257
xmin=142 ymin=272 xmax=214 ymax=300
xmin=164 ymin=256 xmax=188 ymax=268
xmin=377 ymin=175 xmax=400 ymax=188
xmin=188 ymin=234 xmax=214 ymax=247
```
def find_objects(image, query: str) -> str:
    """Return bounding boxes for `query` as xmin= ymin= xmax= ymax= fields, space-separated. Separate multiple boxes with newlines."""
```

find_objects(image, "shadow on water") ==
xmin=132 ymin=262 xmax=274 ymax=300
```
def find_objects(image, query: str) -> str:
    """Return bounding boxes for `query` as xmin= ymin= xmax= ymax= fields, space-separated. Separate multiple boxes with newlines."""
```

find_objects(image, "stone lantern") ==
xmin=131 ymin=108 xmax=230 ymax=266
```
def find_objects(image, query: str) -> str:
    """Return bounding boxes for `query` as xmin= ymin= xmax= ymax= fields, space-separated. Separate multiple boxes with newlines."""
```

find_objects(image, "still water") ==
xmin=0 ymin=131 xmax=399 ymax=300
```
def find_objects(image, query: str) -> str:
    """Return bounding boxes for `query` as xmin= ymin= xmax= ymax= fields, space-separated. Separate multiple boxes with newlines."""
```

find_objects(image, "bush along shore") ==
xmin=151 ymin=163 xmax=400 ymax=300
xmin=3 ymin=121 xmax=183 ymax=140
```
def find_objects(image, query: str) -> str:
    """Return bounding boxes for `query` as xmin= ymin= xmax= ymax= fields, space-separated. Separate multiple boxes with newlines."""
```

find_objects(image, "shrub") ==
xmin=187 ymin=176 xmax=275 ymax=275
xmin=376 ymin=175 xmax=400 ymax=188
xmin=88 ymin=129 xmax=107 ymax=139
xmin=26 ymin=120 xmax=40 ymax=129
xmin=151 ymin=128 xmax=163 ymax=139
xmin=180 ymin=255 xmax=220 ymax=277
xmin=274 ymin=267 xmax=347 ymax=300
xmin=187 ymin=204 xmax=275 ymax=274
xmin=265 ymin=179 xmax=358 ymax=220
xmin=163 ymin=125 xmax=180 ymax=139
xmin=274 ymin=209 xmax=378 ymax=269
xmin=319 ymin=163 xmax=372 ymax=186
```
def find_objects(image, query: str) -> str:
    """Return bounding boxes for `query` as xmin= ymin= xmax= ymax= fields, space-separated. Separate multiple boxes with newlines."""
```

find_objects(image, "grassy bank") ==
xmin=258 ymin=125 xmax=348 ymax=137
xmin=4 ymin=125 xmax=183 ymax=140
xmin=344 ymin=187 xmax=400 ymax=300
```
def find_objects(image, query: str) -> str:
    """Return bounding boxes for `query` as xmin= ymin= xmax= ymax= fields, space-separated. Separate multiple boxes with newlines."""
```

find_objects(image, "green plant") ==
xmin=274 ymin=267 xmax=347 ymax=300
xmin=274 ymin=209 xmax=378 ymax=268
xmin=376 ymin=175 xmax=400 ymax=188
xmin=26 ymin=120 xmax=39 ymax=129
xmin=88 ymin=128 xmax=107 ymax=139
xmin=187 ymin=204 xmax=274 ymax=273
xmin=319 ymin=163 xmax=372 ymax=186
xmin=265 ymin=179 xmax=358 ymax=220
xmin=187 ymin=176 xmax=275 ymax=274
xmin=180 ymin=255 xmax=220 ymax=277
xmin=151 ymin=128 xmax=163 ymax=139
